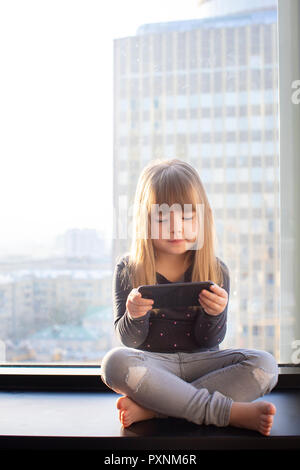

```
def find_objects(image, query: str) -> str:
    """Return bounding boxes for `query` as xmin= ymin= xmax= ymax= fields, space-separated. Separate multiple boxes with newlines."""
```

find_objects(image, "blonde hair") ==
xmin=118 ymin=158 xmax=226 ymax=293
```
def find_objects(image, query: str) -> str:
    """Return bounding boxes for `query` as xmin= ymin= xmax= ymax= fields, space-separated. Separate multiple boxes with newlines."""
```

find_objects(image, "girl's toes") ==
xmin=260 ymin=422 xmax=272 ymax=435
xmin=123 ymin=414 xmax=131 ymax=427
xmin=259 ymin=425 xmax=270 ymax=435
xmin=261 ymin=417 xmax=272 ymax=427
xmin=116 ymin=396 xmax=124 ymax=409
xmin=266 ymin=403 xmax=276 ymax=415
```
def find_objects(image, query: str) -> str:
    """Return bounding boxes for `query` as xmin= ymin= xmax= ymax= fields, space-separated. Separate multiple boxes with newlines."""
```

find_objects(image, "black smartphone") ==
xmin=137 ymin=281 xmax=214 ymax=309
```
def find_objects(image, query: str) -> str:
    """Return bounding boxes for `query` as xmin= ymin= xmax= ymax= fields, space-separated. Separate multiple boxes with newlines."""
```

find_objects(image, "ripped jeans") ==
xmin=101 ymin=346 xmax=278 ymax=427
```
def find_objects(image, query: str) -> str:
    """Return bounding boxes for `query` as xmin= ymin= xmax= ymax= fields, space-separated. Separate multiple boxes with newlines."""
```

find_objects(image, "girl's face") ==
xmin=150 ymin=206 xmax=198 ymax=255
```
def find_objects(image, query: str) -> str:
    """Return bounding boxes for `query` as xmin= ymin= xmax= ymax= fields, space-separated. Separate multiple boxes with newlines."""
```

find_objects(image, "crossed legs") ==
xmin=101 ymin=347 xmax=278 ymax=435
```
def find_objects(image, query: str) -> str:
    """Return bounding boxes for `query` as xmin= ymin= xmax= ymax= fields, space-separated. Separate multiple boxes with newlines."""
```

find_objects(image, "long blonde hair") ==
xmin=118 ymin=158 xmax=226 ymax=291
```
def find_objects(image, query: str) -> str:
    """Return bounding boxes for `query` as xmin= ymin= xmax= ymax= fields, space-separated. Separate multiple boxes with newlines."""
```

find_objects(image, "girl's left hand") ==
xmin=198 ymin=284 xmax=228 ymax=316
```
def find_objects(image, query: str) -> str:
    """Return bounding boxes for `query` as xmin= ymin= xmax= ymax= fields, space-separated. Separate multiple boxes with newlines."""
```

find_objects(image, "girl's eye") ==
xmin=156 ymin=217 xmax=193 ymax=223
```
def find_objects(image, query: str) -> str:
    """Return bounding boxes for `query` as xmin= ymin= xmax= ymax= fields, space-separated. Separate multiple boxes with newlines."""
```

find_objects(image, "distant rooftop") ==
xmin=136 ymin=8 xmax=277 ymax=36
xmin=0 ymin=268 xmax=112 ymax=283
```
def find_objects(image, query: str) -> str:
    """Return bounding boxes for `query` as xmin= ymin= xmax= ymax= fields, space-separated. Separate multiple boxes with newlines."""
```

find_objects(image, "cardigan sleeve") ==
xmin=193 ymin=259 xmax=230 ymax=348
xmin=112 ymin=256 xmax=151 ymax=348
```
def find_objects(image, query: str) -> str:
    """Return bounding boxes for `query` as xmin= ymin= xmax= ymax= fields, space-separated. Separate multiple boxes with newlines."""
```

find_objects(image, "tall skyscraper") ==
xmin=113 ymin=1 xmax=280 ymax=358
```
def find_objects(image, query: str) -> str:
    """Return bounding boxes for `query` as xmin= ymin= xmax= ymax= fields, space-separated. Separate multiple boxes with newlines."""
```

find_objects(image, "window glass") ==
xmin=0 ymin=0 xmax=280 ymax=364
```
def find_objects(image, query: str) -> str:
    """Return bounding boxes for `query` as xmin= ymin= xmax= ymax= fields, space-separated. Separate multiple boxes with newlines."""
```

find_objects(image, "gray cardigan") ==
xmin=112 ymin=255 xmax=230 ymax=353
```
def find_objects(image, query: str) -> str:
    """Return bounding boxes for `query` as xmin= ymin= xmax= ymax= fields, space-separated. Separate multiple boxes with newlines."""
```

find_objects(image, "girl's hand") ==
xmin=198 ymin=284 xmax=228 ymax=316
xmin=126 ymin=288 xmax=154 ymax=319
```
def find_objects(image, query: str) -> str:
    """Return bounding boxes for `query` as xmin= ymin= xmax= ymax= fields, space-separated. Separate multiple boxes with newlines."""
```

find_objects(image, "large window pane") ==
xmin=114 ymin=1 xmax=280 ymax=360
xmin=0 ymin=0 xmax=281 ymax=364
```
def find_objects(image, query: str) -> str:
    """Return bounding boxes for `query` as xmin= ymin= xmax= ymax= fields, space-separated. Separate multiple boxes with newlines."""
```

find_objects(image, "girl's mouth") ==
xmin=168 ymin=239 xmax=185 ymax=244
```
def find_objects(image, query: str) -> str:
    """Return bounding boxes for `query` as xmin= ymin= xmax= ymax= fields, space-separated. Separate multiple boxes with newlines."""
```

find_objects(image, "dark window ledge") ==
xmin=0 ymin=366 xmax=299 ymax=451
xmin=0 ymin=389 xmax=299 ymax=451
xmin=0 ymin=365 xmax=299 ymax=392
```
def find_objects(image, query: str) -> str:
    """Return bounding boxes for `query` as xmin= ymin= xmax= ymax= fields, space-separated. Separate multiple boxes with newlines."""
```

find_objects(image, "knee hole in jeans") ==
xmin=101 ymin=347 xmax=148 ymax=393
xmin=250 ymin=351 xmax=278 ymax=393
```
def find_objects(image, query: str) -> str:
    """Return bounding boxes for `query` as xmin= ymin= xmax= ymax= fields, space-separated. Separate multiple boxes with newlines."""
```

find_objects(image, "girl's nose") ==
xmin=170 ymin=222 xmax=183 ymax=238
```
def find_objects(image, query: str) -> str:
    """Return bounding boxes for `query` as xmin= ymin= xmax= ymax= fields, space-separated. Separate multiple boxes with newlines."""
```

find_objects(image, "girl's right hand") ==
xmin=126 ymin=288 xmax=154 ymax=319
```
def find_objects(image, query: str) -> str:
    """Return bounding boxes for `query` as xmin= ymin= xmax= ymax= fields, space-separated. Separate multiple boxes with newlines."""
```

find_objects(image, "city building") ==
xmin=113 ymin=0 xmax=280 ymax=357
xmin=0 ymin=264 xmax=112 ymax=361
xmin=54 ymin=228 xmax=110 ymax=259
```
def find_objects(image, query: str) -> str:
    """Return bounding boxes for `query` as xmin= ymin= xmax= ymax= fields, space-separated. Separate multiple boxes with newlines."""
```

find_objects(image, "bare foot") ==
xmin=116 ymin=396 xmax=157 ymax=428
xmin=229 ymin=400 xmax=276 ymax=436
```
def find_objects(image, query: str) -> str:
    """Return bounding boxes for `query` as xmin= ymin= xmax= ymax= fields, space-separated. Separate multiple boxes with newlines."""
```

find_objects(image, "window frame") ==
xmin=278 ymin=0 xmax=300 ymax=364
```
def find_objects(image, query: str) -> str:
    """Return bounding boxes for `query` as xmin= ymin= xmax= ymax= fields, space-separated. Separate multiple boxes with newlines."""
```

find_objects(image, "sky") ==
xmin=0 ymin=0 xmax=202 ymax=257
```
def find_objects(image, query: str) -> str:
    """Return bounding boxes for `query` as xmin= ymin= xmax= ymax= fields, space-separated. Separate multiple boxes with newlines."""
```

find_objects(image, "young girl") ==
xmin=101 ymin=159 xmax=278 ymax=436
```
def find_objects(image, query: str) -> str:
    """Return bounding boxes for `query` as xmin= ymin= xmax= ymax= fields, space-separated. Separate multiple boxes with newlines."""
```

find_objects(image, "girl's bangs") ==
xmin=150 ymin=176 xmax=199 ymax=214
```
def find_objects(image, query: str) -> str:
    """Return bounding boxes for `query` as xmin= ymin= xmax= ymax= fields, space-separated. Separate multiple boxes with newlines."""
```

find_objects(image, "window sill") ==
xmin=0 ymin=365 xmax=105 ymax=391
xmin=0 ymin=365 xmax=299 ymax=452
xmin=0 ymin=387 xmax=299 ymax=452
xmin=0 ymin=364 xmax=299 ymax=392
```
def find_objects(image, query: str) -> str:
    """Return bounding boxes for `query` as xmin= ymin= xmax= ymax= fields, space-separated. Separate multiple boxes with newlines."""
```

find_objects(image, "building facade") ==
xmin=113 ymin=4 xmax=280 ymax=357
